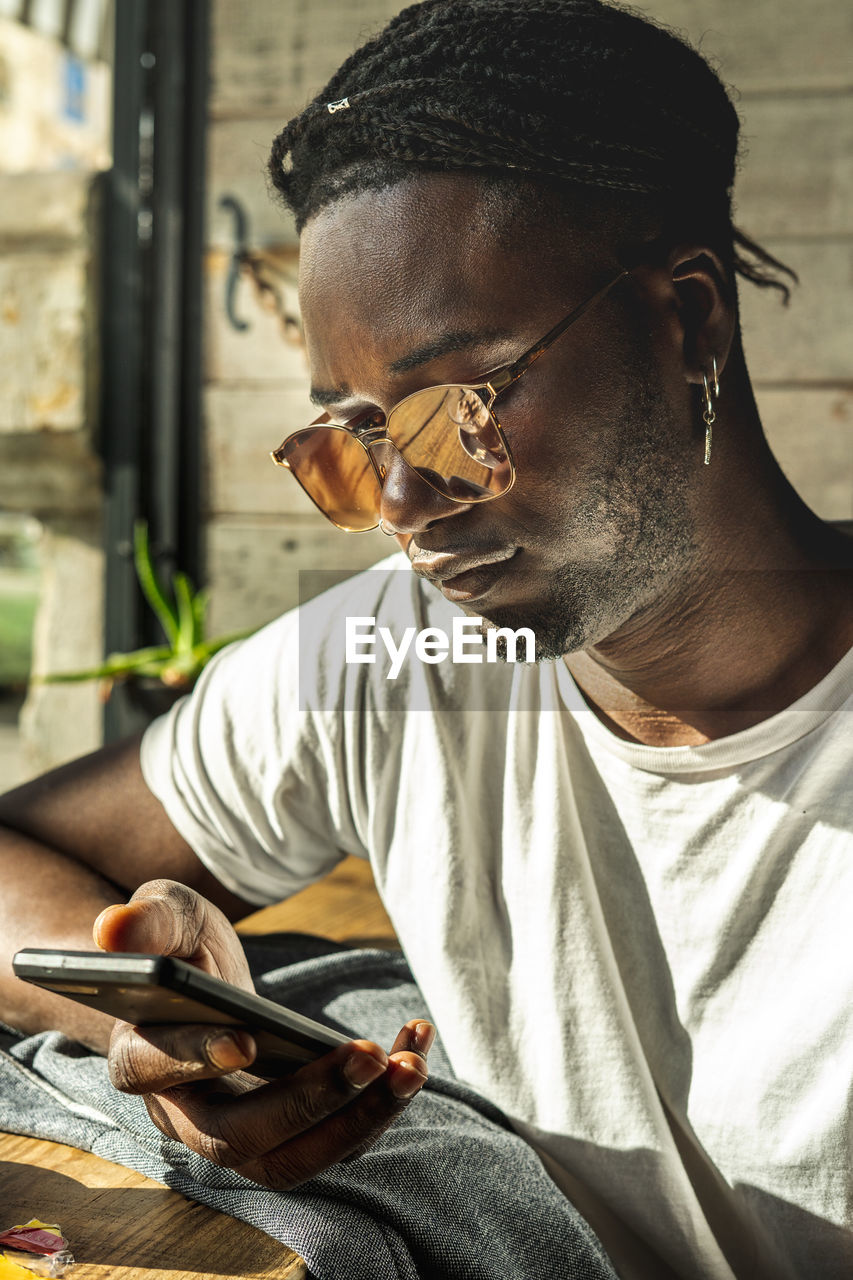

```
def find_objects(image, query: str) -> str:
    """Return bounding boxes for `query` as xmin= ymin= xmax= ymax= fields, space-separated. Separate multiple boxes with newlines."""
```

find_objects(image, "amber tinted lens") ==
xmin=387 ymin=386 xmax=512 ymax=501
xmin=277 ymin=426 xmax=381 ymax=531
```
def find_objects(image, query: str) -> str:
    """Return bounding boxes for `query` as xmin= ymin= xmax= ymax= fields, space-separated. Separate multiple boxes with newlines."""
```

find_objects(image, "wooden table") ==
xmin=0 ymin=1134 xmax=307 ymax=1280
xmin=1 ymin=857 xmax=398 ymax=1280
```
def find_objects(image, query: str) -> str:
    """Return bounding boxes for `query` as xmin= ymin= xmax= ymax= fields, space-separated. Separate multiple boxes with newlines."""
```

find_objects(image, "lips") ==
xmin=410 ymin=547 xmax=519 ymax=602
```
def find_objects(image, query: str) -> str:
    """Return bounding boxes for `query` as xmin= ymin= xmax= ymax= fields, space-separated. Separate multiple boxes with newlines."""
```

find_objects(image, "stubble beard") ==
xmin=476 ymin=376 xmax=700 ymax=662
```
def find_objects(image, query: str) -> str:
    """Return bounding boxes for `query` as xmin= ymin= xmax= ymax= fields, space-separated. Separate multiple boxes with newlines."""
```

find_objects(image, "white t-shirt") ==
xmin=141 ymin=554 xmax=853 ymax=1280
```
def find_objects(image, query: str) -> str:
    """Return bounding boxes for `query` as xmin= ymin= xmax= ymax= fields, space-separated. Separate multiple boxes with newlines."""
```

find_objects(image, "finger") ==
xmin=108 ymin=1020 xmax=258 ymax=1092
xmin=143 ymin=1038 xmax=391 ymax=1164
xmin=384 ymin=1018 xmax=434 ymax=1114
xmin=93 ymin=879 xmax=252 ymax=987
xmin=239 ymin=1051 xmax=428 ymax=1188
xmin=147 ymin=1045 xmax=427 ymax=1189
xmin=389 ymin=1018 xmax=435 ymax=1061
xmin=340 ymin=1032 xmax=432 ymax=1165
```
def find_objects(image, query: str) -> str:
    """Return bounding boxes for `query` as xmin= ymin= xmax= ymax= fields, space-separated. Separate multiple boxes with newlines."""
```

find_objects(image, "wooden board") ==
xmin=735 ymin=96 xmax=853 ymax=240
xmin=739 ymin=239 xmax=853 ymax=382
xmin=755 ymin=387 xmax=853 ymax=521
xmin=0 ymin=1134 xmax=306 ymax=1279
xmin=204 ymin=385 xmax=320 ymax=518
xmin=204 ymin=515 xmax=391 ymax=636
xmin=236 ymin=853 xmax=399 ymax=949
xmin=209 ymin=0 xmax=853 ymax=114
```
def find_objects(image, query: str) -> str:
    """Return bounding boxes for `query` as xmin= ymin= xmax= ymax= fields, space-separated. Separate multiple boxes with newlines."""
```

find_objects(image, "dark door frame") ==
xmin=100 ymin=0 xmax=208 ymax=740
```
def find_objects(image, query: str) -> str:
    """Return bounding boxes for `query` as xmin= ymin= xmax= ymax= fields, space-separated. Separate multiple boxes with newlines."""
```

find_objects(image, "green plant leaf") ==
xmin=34 ymin=645 xmax=173 ymax=683
xmin=191 ymin=588 xmax=209 ymax=647
xmin=31 ymin=525 xmax=257 ymax=694
xmin=163 ymin=632 xmax=254 ymax=684
xmin=172 ymin=571 xmax=197 ymax=655
xmin=133 ymin=520 xmax=179 ymax=647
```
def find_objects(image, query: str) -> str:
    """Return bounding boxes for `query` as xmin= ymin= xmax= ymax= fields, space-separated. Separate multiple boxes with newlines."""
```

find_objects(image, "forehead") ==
xmin=297 ymin=173 xmax=602 ymax=383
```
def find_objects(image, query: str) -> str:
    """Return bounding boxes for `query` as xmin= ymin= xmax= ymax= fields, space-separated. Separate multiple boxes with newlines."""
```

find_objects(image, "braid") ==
xmin=269 ymin=0 xmax=795 ymax=300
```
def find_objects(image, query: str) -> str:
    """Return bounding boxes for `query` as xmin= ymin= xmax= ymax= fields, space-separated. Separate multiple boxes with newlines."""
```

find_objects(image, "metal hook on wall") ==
xmin=219 ymin=194 xmax=250 ymax=332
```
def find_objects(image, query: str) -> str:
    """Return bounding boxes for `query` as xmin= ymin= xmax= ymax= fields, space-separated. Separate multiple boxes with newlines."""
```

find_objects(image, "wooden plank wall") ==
xmin=655 ymin=1 xmax=853 ymax=526
xmin=204 ymin=0 xmax=852 ymax=635
xmin=204 ymin=2 xmax=398 ymax=635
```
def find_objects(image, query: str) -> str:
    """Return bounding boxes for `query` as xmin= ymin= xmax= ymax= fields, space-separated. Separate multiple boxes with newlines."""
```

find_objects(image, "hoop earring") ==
xmin=702 ymin=356 xmax=720 ymax=466
xmin=378 ymin=518 xmax=395 ymax=536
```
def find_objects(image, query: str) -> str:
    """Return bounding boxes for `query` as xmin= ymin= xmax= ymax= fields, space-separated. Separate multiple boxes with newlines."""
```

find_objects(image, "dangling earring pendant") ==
xmin=702 ymin=356 xmax=720 ymax=466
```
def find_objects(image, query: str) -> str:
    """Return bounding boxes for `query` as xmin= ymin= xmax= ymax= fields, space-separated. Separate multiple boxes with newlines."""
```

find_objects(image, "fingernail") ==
xmin=390 ymin=1059 xmax=427 ymax=1099
xmin=343 ymin=1052 xmax=386 ymax=1089
xmin=414 ymin=1021 xmax=435 ymax=1054
xmin=205 ymin=1031 xmax=252 ymax=1071
xmin=92 ymin=904 xmax=122 ymax=949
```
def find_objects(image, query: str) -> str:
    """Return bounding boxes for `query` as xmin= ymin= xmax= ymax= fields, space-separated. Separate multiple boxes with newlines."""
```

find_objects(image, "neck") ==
xmin=565 ymin=383 xmax=853 ymax=747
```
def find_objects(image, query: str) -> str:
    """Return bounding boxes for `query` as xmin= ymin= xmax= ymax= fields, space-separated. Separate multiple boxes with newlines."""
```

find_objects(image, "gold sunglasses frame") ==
xmin=271 ymin=269 xmax=629 ymax=533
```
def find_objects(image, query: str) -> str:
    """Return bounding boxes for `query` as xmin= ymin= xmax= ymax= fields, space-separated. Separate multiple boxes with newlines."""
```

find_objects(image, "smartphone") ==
xmin=13 ymin=948 xmax=353 ymax=1079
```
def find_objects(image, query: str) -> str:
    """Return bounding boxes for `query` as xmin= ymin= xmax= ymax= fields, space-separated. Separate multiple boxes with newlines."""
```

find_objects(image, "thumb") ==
xmin=92 ymin=879 xmax=251 ymax=987
xmin=94 ymin=897 xmax=187 ymax=958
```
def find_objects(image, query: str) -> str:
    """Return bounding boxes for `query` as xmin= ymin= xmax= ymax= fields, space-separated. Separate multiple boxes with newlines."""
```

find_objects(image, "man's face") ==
xmin=298 ymin=173 xmax=701 ymax=659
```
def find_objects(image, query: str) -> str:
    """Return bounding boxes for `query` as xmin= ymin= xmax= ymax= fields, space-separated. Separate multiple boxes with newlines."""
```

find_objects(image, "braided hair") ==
xmin=269 ymin=0 xmax=795 ymax=300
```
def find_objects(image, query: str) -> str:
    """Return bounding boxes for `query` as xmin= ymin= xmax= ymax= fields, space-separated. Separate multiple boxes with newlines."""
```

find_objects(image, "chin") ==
xmin=473 ymin=604 xmax=589 ymax=663
xmin=473 ymin=560 xmax=654 ymax=661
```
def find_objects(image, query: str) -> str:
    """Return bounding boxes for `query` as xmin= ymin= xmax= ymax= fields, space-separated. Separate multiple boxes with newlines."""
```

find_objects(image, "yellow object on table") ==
xmin=0 ymin=1218 xmax=69 ymax=1279
xmin=0 ymin=1255 xmax=33 ymax=1280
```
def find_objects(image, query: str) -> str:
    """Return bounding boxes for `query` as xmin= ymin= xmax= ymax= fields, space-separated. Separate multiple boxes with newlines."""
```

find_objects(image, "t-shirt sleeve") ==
xmin=139 ymin=606 xmax=369 ymax=906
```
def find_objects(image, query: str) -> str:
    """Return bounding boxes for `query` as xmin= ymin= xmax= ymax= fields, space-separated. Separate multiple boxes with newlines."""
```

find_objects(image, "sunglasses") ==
xmin=271 ymin=269 xmax=628 ymax=533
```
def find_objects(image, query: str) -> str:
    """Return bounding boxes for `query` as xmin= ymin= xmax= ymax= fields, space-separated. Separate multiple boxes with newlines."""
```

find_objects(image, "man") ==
xmin=1 ymin=1 xmax=851 ymax=1276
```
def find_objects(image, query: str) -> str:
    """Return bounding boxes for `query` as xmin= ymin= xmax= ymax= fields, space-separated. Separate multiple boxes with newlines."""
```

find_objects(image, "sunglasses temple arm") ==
xmin=485 ymin=269 xmax=629 ymax=400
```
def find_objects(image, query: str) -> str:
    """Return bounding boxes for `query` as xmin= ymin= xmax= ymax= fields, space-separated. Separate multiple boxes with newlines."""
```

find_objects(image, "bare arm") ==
xmin=0 ymin=733 xmax=254 ymax=1050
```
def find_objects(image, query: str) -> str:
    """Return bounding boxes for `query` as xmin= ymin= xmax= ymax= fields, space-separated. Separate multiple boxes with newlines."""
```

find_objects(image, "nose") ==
xmin=369 ymin=439 xmax=474 ymax=536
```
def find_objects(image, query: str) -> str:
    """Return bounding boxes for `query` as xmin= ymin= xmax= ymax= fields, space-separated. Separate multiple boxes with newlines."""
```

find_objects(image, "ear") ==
xmin=667 ymin=245 xmax=736 ymax=387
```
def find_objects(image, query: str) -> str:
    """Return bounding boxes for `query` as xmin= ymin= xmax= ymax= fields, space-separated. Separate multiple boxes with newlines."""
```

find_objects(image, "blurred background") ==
xmin=0 ymin=0 xmax=851 ymax=787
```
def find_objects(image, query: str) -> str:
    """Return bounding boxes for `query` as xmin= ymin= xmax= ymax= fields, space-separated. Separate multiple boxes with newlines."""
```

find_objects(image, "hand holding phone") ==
xmin=17 ymin=877 xmax=433 ymax=1191
xmin=13 ymin=947 xmax=353 ymax=1079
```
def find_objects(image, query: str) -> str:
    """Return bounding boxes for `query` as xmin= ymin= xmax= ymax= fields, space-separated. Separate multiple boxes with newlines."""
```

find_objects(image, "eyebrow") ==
xmin=309 ymin=325 xmax=512 ymax=408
